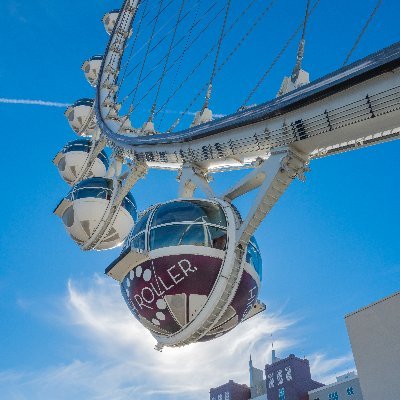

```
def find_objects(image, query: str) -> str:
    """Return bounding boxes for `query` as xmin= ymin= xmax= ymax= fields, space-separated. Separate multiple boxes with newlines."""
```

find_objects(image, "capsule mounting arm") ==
xmin=223 ymin=146 xmax=309 ymax=248
xmin=178 ymin=164 xmax=215 ymax=198
xmin=81 ymin=162 xmax=148 ymax=251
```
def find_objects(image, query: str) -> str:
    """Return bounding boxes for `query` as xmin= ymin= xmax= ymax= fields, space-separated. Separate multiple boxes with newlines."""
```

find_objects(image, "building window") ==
xmin=285 ymin=366 xmax=293 ymax=381
xmin=225 ymin=392 xmax=230 ymax=400
xmin=278 ymin=388 xmax=286 ymax=400
xmin=347 ymin=387 xmax=355 ymax=396
xmin=268 ymin=373 xmax=274 ymax=388
xmin=277 ymin=369 xmax=284 ymax=385
xmin=218 ymin=395 xmax=222 ymax=400
xmin=329 ymin=392 xmax=339 ymax=400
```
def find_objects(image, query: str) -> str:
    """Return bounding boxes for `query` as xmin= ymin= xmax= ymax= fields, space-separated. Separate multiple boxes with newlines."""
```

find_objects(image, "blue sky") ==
xmin=0 ymin=0 xmax=399 ymax=399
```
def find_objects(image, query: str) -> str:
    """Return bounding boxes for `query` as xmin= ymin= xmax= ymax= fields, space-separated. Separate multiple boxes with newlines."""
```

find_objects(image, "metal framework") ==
xmin=54 ymin=0 xmax=400 ymax=349
xmin=86 ymin=0 xmax=400 ymax=253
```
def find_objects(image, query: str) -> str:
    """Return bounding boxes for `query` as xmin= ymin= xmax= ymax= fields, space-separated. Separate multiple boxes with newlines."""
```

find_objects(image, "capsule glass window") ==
xmin=121 ymin=195 xmax=137 ymax=220
xmin=129 ymin=232 xmax=146 ymax=251
xmin=131 ymin=211 xmax=151 ymax=237
xmin=246 ymin=240 xmax=263 ymax=281
xmin=149 ymin=223 xmax=227 ymax=251
xmin=151 ymin=201 xmax=227 ymax=228
xmin=68 ymin=186 xmax=111 ymax=201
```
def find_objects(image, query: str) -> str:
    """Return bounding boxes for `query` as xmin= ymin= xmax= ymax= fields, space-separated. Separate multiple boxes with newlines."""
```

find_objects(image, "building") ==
xmin=345 ymin=291 xmax=400 ymax=400
xmin=209 ymin=291 xmax=400 ymax=400
xmin=265 ymin=352 xmax=324 ymax=400
xmin=308 ymin=372 xmax=363 ymax=400
xmin=210 ymin=380 xmax=251 ymax=400
xmin=210 ymin=350 xmax=324 ymax=400
xmin=249 ymin=355 xmax=267 ymax=399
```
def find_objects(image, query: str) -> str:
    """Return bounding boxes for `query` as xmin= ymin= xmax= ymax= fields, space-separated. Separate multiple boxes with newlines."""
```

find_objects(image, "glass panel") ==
xmin=151 ymin=202 xmax=206 ymax=227
xmin=249 ymin=236 xmax=259 ymax=250
xmin=246 ymin=242 xmax=263 ymax=281
xmin=122 ymin=194 xmax=137 ymax=220
xmin=97 ymin=151 xmax=109 ymax=168
xmin=129 ymin=212 xmax=150 ymax=238
xmin=150 ymin=224 xmax=206 ymax=250
xmin=150 ymin=223 xmax=227 ymax=251
xmin=74 ymin=98 xmax=94 ymax=107
xmin=191 ymin=200 xmax=227 ymax=227
xmin=64 ymin=139 xmax=91 ymax=153
xmin=151 ymin=201 xmax=227 ymax=227
xmin=74 ymin=177 xmax=113 ymax=191
xmin=130 ymin=233 xmax=146 ymax=251
xmin=68 ymin=187 xmax=111 ymax=201
xmin=206 ymin=226 xmax=227 ymax=250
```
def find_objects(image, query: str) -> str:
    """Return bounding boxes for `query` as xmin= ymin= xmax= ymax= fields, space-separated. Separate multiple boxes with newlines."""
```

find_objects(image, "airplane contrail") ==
xmin=0 ymin=98 xmax=70 ymax=108
xmin=0 ymin=98 xmax=226 ymax=118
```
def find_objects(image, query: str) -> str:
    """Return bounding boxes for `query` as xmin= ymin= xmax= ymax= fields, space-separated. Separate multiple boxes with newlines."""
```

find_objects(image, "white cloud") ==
xmin=0 ymin=276 xmax=356 ymax=399
xmin=0 ymin=98 xmax=70 ymax=108
xmin=309 ymin=352 xmax=356 ymax=384
xmin=63 ymin=275 xmax=296 ymax=398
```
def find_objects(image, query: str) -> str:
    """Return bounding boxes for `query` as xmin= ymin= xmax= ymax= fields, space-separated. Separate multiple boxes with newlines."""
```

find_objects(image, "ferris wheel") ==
xmin=53 ymin=0 xmax=400 ymax=350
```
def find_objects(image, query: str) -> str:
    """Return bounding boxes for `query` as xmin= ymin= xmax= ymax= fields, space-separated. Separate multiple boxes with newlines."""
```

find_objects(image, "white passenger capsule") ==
xmin=102 ymin=10 xmax=120 ymax=35
xmin=64 ymin=99 xmax=97 ymax=136
xmin=106 ymin=199 xmax=265 ymax=348
xmin=82 ymin=55 xmax=103 ymax=87
xmin=54 ymin=178 xmax=137 ymax=250
xmin=53 ymin=139 xmax=109 ymax=185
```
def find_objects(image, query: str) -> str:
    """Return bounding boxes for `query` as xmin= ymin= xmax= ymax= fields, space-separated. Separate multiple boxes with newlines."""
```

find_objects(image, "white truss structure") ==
xmin=87 ymin=0 xmax=400 ymax=252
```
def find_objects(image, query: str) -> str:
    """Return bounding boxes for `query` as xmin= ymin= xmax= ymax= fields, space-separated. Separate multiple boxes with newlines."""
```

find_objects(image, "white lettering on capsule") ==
xmin=242 ymin=285 xmax=258 ymax=318
xmin=133 ymin=259 xmax=197 ymax=310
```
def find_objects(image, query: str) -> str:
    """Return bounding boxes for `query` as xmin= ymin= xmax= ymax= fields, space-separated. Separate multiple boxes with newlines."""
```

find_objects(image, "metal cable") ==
xmin=158 ymin=2 xmax=202 ymax=128
xmin=124 ymin=0 xmax=214 ymax=84
xmin=166 ymin=0 xmax=275 ymax=131
xmin=205 ymin=0 xmax=232 ymax=108
xmin=129 ymin=0 xmax=165 ymax=109
xmin=133 ymin=4 xmax=226 ymax=113
xmin=120 ymin=0 xmax=206 ymax=105
xmin=149 ymin=0 xmax=187 ymax=121
xmin=215 ymin=0 xmax=276 ymax=84
xmin=122 ymin=0 xmax=194 ymax=82
xmin=242 ymin=0 xmax=321 ymax=108
xmin=118 ymin=0 xmax=151 ymax=91
xmin=157 ymin=0 xmax=261 ymax=127
xmin=343 ymin=0 xmax=383 ymax=66
xmin=126 ymin=6 xmax=194 ymax=100
xmin=291 ymin=0 xmax=311 ymax=82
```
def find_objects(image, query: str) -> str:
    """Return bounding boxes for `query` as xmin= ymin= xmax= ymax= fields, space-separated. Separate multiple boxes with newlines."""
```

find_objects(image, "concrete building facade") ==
xmin=249 ymin=355 xmax=267 ymax=399
xmin=345 ymin=291 xmax=400 ymax=400
xmin=308 ymin=372 xmax=363 ymax=400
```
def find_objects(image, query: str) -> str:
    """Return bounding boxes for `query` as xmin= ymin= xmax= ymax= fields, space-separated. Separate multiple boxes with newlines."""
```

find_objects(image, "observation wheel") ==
xmin=53 ymin=0 xmax=400 ymax=350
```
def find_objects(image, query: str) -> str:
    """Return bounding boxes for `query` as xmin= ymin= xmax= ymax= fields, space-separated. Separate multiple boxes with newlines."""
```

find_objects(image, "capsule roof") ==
xmin=71 ymin=98 xmax=94 ymax=107
xmin=61 ymin=139 xmax=109 ymax=169
xmin=102 ymin=9 xmax=120 ymax=21
xmin=89 ymin=55 xmax=104 ymax=61
xmin=68 ymin=177 xmax=137 ymax=220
